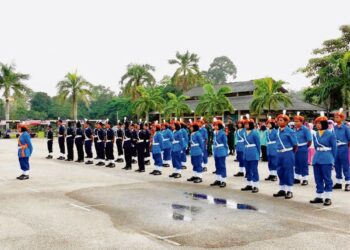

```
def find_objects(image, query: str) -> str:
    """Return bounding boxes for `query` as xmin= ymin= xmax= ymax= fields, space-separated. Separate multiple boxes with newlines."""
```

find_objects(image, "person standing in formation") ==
xmin=162 ymin=123 xmax=173 ymax=168
xmin=84 ymin=120 xmax=94 ymax=165
xmin=187 ymin=122 xmax=204 ymax=184
xmin=210 ymin=119 xmax=229 ymax=188
xmin=199 ymin=119 xmax=209 ymax=172
xmin=293 ymin=112 xmax=312 ymax=185
xmin=16 ymin=123 xmax=33 ymax=180
xmin=135 ymin=122 xmax=146 ymax=172
xmin=144 ymin=123 xmax=151 ymax=166
xmin=122 ymin=121 xmax=133 ymax=170
xmin=115 ymin=121 xmax=124 ymax=163
xmin=227 ymin=118 xmax=235 ymax=156
xmin=46 ymin=125 xmax=53 ymax=159
xmin=130 ymin=123 xmax=138 ymax=165
xmin=105 ymin=120 xmax=115 ymax=168
xmin=265 ymin=117 xmax=278 ymax=181
xmin=180 ymin=121 xmax=189 ymax=169
xmin=150 ymin=123 xmax=164 ymax=175
xmin=95 ymin=121 xmax=106 ymax=166
xmin=93 ymin=122 xmax=99 ymax=160
xmin=310 ymin=112 xmax=337 ymax=206
xmin=169 ymin=121 xmax=183 ymax=179
xmin=74 ymin=121 xmax=84 ymax=163
xmin=241 ymin=117 xmax=261 ymax=193
xmin=57 ymin=119 xmax=66 ymax=160
xmin=66 ymin=121 xmax=75 ymax=162
xmin=234 ymin=117 xmax=246 ymax=177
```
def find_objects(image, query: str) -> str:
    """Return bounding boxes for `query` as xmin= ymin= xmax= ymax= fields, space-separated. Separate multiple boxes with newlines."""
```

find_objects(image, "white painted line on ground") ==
xmin=314 ymin=206 xmax=341 ymax=211
xmin=83 ymin=203 xmax=105 ymax=208
xmin=141 ymin=230 xmax=181 ymax=246
xmin=162 ymin=232 xmax=194 ymax=239
xmin=70 ymin=203 xmax=91 ymax=211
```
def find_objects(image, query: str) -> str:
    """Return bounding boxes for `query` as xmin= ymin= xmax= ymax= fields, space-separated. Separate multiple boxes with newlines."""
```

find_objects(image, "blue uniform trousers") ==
xmin=203 ymin=147 xmax=208 ymax=165
xmin=267 ymin=155 xmax=278 ymax=171
xmin=153 ymin=153 xmax=163 ymax=167
xmin=163 ymin=148 xmax=172 ymax=161
xmin=181 ymin=150 xmax=187 ymax=164
xmin=313 ymin=164 xmax=333 ymax=194
xmin=237 ymin=151 xmax=245 ymax=168
xmin=335 ymin=146 xmax=350 ymax=182
xmin=172 ymin=151 xmax=182 ymax=170
xmin=191 ymin=155 xmax=203 ymax=173
xmin=214 ymin=156 xmax=227 ymax=178
xmin=245 ymin=160 xmax=259 ymax=183
xmin=277 ymin=151 xmax=294 ymax=187
xmin=84 ymin=140 xmax=93 ymax=158
xmin=19 ymin=157 xmax=30 ymax=171
xmin=295 ymin=148 xmax=309 ymax=177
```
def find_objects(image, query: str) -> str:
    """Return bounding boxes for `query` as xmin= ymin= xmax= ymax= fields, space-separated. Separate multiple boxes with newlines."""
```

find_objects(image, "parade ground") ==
xmin=1 ymin=139 xmax=350 ymax=250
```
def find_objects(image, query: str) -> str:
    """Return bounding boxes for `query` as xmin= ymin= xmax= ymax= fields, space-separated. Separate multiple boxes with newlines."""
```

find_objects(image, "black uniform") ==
xmin=123 ymin=127 xmax=133 ymax=170
xmin=115 ymin=128 xmax=124 ymax=162
xmin=75 ymin=127 xmax=84 ymax=162
xmin=105 ymin=128 xmax=115 ymax=167
xmin=227 ymin=123 xmax=235 ymax=155
xmin=66 ymin=126 xmax=75 ymax=161
xmin=96 ymin=128 xmax=106 ymax=165
xmin=58 ymin=125 xmax=66 ymax=159
xmin=47 ymin=129 xmax=53 ymax=159
xmin=84 ymin=127 xmax=93 ymax=162
xmin=93 ymin=128 xmax=99 ymax=159
xmin=144 ymin=129 xmax=151 ymax=164
xmin=136 ymin=129 xmax=146 ymax=171
xmin=131 ymin=129 xmax=138 ymax=163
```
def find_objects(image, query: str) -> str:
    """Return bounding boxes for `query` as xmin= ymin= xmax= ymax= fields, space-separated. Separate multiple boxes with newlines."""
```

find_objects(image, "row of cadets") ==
xmin=83 ymin=119 xmax=94 ymax=165
xmin=333 ymin=108 xmax=350 ymax=191
xmin=273 ymin=110 xmax=298 ymax=199
xmin=169 ymin=120 xmax=183 ymax=178
xmin=210 ymin=118 xmax=228 ymax=188
xmin=115 ymin=121 xmax=124 ymax=163
xmin=310 ymin=112 xmax=337 ymax=206
xmin=199 ymin=118 xmax=209 ymax=172
xmin=293 ymin=112 xmax=312 ymax=185
xmin=150 ymin=121 xmax=163 ymax=175
xmin=240 ymin=116 xmax=261 ymax=193
xmin=46 ymin=124 xmax=54 ymax=159
xmin=187 ymin=121 xmax=204 ymax=183
xmin=105 ymin=120 xmax=116 ymax=168
xmin=122 ymin=120 xmax=133 ymax=170
xmin=57 ymin=119 xmax=66 ymax=160
xmin=234 ymin=116 xmax=246 ymax=177
xmin=75 ymin=121 xmax=84 ymax=163
xmin=180 ymin=120 xmax=189 ymax=169
xmin=265 ymin=117 xmax=278 ymax=181
xmin=162 ymin=122 xmax=173 ymax=167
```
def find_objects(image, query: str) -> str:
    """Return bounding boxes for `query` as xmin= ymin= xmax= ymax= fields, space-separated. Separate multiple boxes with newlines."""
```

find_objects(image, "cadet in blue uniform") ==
xmin=66 ymin=121 xmax=75 ymax=161
xmin=57 ymin=119 xmax=65 ymax=160
xmin=135 ymin=122 xmax=146 ymax=172
xmin=310 ymin=113 xmax=337 ymax=206
xmin=162 ymin=123 xmax=173 ymax=167
xmin=241 ymin=118 xmax=261 ymax=193
xmin=265 ymin=117 xmax=278 ymax=181
xmin=150 ymin=123 xmax=164 ymax=175
xmin=17 ymin=123 xmax=33 ymax=180
xmin=293 ymin=113 xmax=312 ymax=185
xmin=273 ymin=111 xmax=298 ymax=199
xmin=234 ymin=118 xmax=246 ymax=177
xmin=180 ymin=122 xmax=189 ymax=169
xmin=210 ymin=120 xmax=229 ymax=188
xmin=95 ymin=121 xmax=106 ymax=166
xmin=75 ymin=121 xmax=84 ymax=163
xmin=333 ymin=108 xmax=350 ymax=191
xmin=199 ymin=119 xmax=209 ymax=172
xmin=169 ymin=122 xmax=183 ymax=179
xmin=105 ymin=120 xmax=115 ymax=168
xmin=46 ymin=125 xmax=53 ymax=159
xmin=187 ymin=122 xmax=204 ymax=184
xmin=122 ymin=121 xmax=133 ymax=170
xmin=115 ymin=122 xmax=124 ymax=163
xmin=83 ymin=120 xmax=94 ymax=165
xmin=144 ymin=123 xmax=151 ymax=165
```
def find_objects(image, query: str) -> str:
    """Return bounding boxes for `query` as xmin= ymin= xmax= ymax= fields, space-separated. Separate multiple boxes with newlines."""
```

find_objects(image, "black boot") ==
xmin=310 ymin=197 xmax=323 ymax=204
xmin=153 ymin=170 xmax=162 ymax=175
xmin=145 ymin=160 xmax=150 ymax=165
xmin=210 ymin=180 xmax=221 ymax=186
xmin=273 ymin=190 xmax=286 ymax=197
xmin=181 ymin=166 xmax=187 ymax=169
xmin=149 ymin=170 xmax=156 ymax=175
xmin=324 ymin=198 xmax=332 ymax=206
xmin=241 ymin=185 xmax=253 ymax=191
xmin=285 ymin=191 xmax=293 ymax=199
xmin=333 ymin=183 xmax=342 ymax=189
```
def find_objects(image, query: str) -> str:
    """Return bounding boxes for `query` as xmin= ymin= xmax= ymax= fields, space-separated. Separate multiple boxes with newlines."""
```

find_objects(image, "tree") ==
xmin=250 ymin=77 xmax=292 ymax=115
xmin=163 ymin=93 xmax=191 ymax=119
xmin=195 ymin=84 xmax=234 ymax=118
xmin=30 ymin=92 xmax=52 ymax=114
xmin=133 ymin=86 xmax=164 ymax=121
xmin=169 ymin=51 xmax=202 ymax=91
xmin=0 ymin=63 xmax=29 ymax=126
xmin=203 ymin=56 xmax=237 ymax=84
xmin=120 ymin=64 xmax=156 ymax=100
xmin=56 ymin=71 xmax=93 ymax=120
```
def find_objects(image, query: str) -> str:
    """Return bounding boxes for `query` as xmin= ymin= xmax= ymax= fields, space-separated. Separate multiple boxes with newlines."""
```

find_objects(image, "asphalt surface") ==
xmin=1 ymin=138 xmax=350 ymax=250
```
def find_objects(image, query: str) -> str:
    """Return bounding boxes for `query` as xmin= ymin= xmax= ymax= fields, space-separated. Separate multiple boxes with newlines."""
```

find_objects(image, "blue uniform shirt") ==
xmin=180 ymin=128 xmax=188 ymax=149
xmin=162 ymin=128 xmax=174 ymax=149
xmin=313 ymin=130 xmax=337 ymax=165
xmin=190 ymin=131 xmax=204 ymax=156
xmin=152 ymin=131 xmax=164 ymax=154
xmin=294 ymin=125 xmax=312 ymax=151
xmin=213 ymin=129 xmax=228 ymax=158
xmin=334 ymin=123 xmax=350 ymax=148
xmin=199 ymin=126 xmax=208 ymax=151
xmin=243 ymin=129 xmax=260 ymax=161
xmin=172 ymin=130 xmax=183 ymax=152
xmin=276 ymin=126 xmax=297 ymax=151
xmin=235 ymin=128 xmax=246 ymax=152
xmin=18 ymin=131 xmax=33 ymax=158
xmin=266 ymin=128 xmax=278 ymax=156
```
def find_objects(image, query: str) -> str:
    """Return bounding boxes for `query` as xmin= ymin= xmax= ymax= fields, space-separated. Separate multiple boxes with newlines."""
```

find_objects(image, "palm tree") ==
xmin=250 ymin=77 xmax=292 ymax=115
xmin=195 ymin=84 xmax=234 ymax=118
xmin=163 ymin=93 xmax=191 ymax=119
xmin=133 ymin=86 xmax=164 ymax=121
xmin=56 ymin=71 xmax=93 ymax=120
xmin=169 ymin=51 xmax=201 ymax=91
xmin=0 ymin=63 xmax=29 ymax=127
xmin=120 ymin=64 xmax=156 ymax=100
xmin=338 ymin=52 xmax=350 ymax=116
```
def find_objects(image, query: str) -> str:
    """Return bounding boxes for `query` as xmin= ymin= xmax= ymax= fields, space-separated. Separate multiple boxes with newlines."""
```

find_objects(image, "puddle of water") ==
xmin=171 ymin=203 xmax=201 ymax=222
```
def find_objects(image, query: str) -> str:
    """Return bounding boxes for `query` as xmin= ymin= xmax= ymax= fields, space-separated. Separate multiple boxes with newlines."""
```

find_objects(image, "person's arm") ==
xmin=330 ymin=132 xmax=337 ymax=160
xmin=255 ymin=131 xmax=261 ymax=156
xmin=305 ymin=127 xmax=312 ymax=147
xmin=289 ymin=129 xmax=298 ymax=152
xmin=26 ymin=133 xmax=33 ymax=155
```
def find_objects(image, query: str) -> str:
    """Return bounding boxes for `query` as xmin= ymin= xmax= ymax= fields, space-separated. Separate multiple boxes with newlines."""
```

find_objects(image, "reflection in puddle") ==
xmin=184 ymin=192 xmax=258 ymax=211
xmin=171 ymin=203 xmax=201 ymax=222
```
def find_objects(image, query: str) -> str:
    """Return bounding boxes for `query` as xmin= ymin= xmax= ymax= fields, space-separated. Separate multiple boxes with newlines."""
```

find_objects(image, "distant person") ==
xmin=17 ymin=123 xmax=33 ymax=180
xmin=66 ymin=121 xmax=75 ymax=161
xmin=259 ymin=124 xmax=268 ymax=162
xmin=46 ymin=125 xmax=53 ymax=159
xmin=57 ymin=119 xmax=66 ymax=160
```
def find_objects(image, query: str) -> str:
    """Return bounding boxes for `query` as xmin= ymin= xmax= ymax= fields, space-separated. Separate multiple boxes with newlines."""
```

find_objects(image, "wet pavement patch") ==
xmin=171 ymin=203 xmax=201 ymax=221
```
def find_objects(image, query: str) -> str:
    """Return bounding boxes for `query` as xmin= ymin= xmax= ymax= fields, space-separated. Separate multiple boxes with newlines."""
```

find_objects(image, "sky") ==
xmin=1 ymin=0 xmax=349 ymax=96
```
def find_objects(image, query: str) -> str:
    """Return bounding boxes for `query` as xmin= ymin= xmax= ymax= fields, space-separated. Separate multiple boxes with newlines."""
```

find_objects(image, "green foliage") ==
xmin=203 ymin=56 xmax=237 ymax=84
xmin=163 ymin=93 xmax=191 ymax=118
xmin=250 ymin=77 xmax=292 ymax=114
xmin=195 ymin=84 xmax=233 ymax=118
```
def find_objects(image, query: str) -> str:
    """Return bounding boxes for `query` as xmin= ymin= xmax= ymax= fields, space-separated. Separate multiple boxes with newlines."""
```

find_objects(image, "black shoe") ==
xmin=145 ymin=160 xmax=150 ymax=165
xmin=132 ymin=159 xmax=137 ymax=164
xmin=285 ymin=191 xmax=293 ymax=199
xmin=324 ymin=198 xmax=332 ymax=206
xmin=210 ymin=180 xmax=221 ymax=186
xmin=85 ymin=161 xmax=93 ymax=165
xmin=241 ymin=185 xmax=253 ymax=191
xmin=169 ymin=173 xmax=176 ymax=178
xmin=220 ymin=182 xmax=226 ymax=188
xmin=202 ymin=167 xmax=207 ymax=172
xmin=94 ymin=157 xmax=99 ymax=160
xmin=174 ymin=173 xmax=181 ymax=178
xmin=17 ymin=175 xmax=29 ymax=180
xmin=345 ymin=184 xmax=350 ymax=191
xmin=181 ymin=166 xmax=187 ymax=169
xmin=193 ymin=177 xmax=202 ymax=183
xmin=333 ymin=183 xmax=342 ymax=189
xmin=139 ymin=169 xmax=145 ymax=172
xmin=187 ymin=176 xmax=196 ymax=182
xmin=212 ymin=171 xmax=217 ymax=174
xmin=265 ymin=175 xmax=273 ymax=181
xmin=310 ymin=197 xmax=323 ymax=204
xmin=149 ymin=170 xmax=156 ymax=175
xmin=135 ymin=169 xmax=141 ymax=172
xmin=162 ymin=164 xmax=170 ymax=168
xmin=153 ymin=170 xmax=162 ymax=175
xmin=46 ymin=155 xmax=52 ymax=159
xmin=294 ymin=179 xmax=301 ymax=184
xmin=301 ymin=180 xmax=308 ymax=186
xmin=271 ymin=175 xmax=278 ymax=181
xmin=234 ymin=172 xmax=244 ymax=177
xmin=75 ymin=160 xmax=80 ymax=162
xmin=122 ymin=166 xmax=131 ymax=170
xmin=273 ymin=190 xmax=286 ymax=197
xmin=252 ymin=187 xmax=259 ymax=193
xmin=96 ymin=162 xmax=105 ymax=166
xmin=109 ymin=163 xmax=116 ymax=168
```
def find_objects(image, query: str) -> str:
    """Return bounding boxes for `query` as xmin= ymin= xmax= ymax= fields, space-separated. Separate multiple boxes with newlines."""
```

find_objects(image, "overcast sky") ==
xmin=1 ymin=0 xmax=349 ymax=96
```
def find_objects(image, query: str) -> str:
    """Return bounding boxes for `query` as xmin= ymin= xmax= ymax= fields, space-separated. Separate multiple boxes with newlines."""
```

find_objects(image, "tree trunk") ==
xmin=146 ymin=112 xmax=149 ymax=122
xmin=73 ymin=95 xmax=77 ymax=120
xmin=5 ymin=98 xmax=10 ymax=129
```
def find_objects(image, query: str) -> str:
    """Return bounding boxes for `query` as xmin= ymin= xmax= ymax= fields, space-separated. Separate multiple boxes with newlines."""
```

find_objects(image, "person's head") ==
xmin=294 ymin=113 xmax=304 ymax=128
xmin=260 ymin=125 xmax=266 ymax=131
xmin=155 ymin=124 xmax=161 ymax=131
xmin=48 ymin=125 xmax=52 ymax=130
xmin=84 ymin=121 xmax=90 ymax=128
xmin=139 ymin=123 xmax=144 ymax=130
xmin=174 ymin=122 xmax=181 ymax=131
xmin=67 ymin=121 xmax=72 ymax=127
xmin=57 ymin=119 xmax=62 ymax=126
xmin=277 ymin=111 xmax=290 ymax=128
xmin=246 ymin=119 xmax=255 ymax=130
xmin=215 ymin=121 xmax=224 ymax=131
xmin=105 ymin=122 xmax=111 ymax=129
xmin=315 ymin=114 xmax=328 ymax=130
xmin=191 ymin=122 xmax=199 ymax=132
xmin=181 ymin=122 xmax=187 ymax=129
xmin=228 ymin=119 xmax=232 ymax=124
xmin=97 ymin=122 xmax=103 ymax=129
xmin=144 ymin=123 xmax=149 ymax=129
xmin=18 ymin=123 xmax=28 ymax=133
xmin=76 ymin=121 xmax=82 ymax=128
xmin=334 ymin=108 xmax=345 ymax=124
